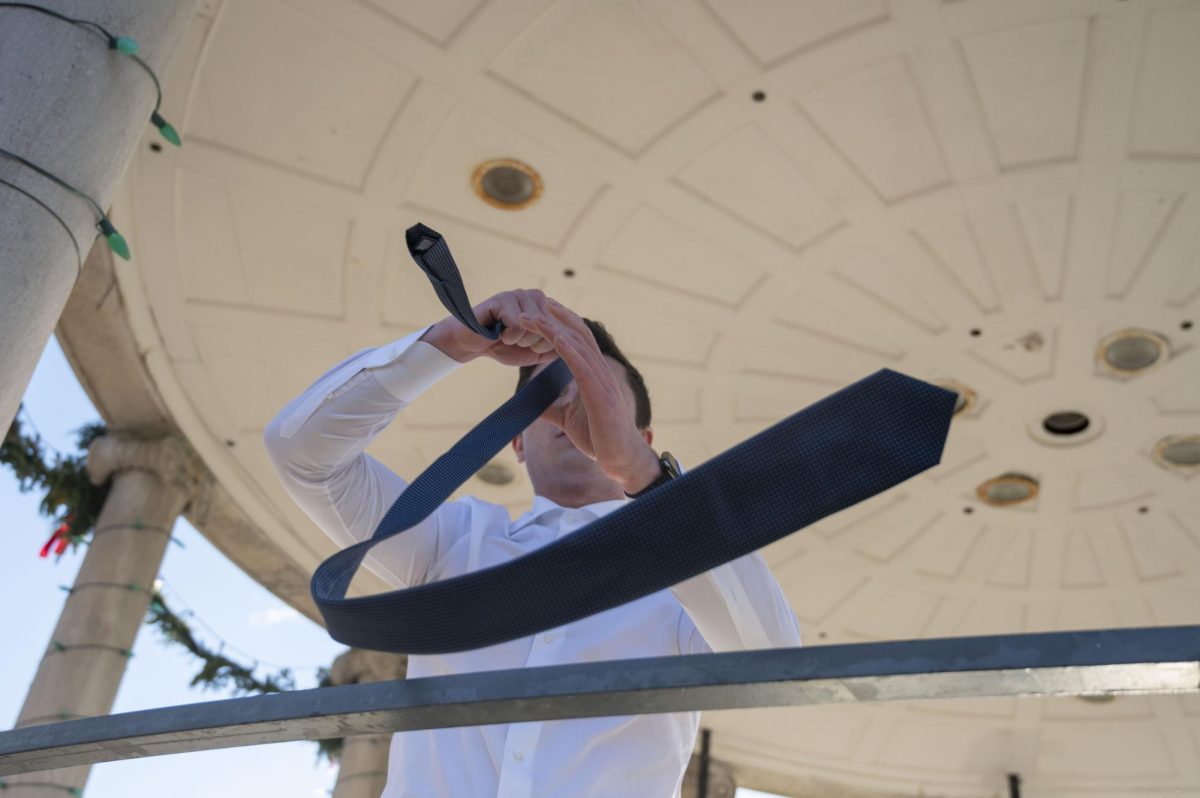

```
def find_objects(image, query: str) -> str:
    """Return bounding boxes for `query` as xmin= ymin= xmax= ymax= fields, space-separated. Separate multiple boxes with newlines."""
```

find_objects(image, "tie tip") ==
xmin=405 ymin=223 xmax=440 ymax=252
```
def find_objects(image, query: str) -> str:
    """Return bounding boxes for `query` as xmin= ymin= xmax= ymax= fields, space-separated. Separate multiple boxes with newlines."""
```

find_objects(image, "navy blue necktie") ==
xmin=311 ymin=223 xmax=957 ymax=654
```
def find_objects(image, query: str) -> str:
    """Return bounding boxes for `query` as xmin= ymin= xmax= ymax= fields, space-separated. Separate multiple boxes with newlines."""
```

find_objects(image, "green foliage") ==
xmin=1 ymin=405 xmax=109 ymax=549
xmin=145 ymin=591 xmax=295 ymax=694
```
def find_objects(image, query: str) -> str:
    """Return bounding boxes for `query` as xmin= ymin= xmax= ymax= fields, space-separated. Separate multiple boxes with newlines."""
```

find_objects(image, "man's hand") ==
xmin=419 ymin=289 xmax=560 ymax=366
xmin=518 ymin=300 xmax=660 ymax=491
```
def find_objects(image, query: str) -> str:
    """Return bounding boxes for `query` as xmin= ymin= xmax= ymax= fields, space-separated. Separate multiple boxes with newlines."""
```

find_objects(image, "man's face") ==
xmin=511 ymin=355 xmax=650 ymax=497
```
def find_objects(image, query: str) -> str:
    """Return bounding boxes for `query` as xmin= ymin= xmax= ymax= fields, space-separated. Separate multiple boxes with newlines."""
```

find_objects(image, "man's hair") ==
xmin=515 ymin=318 xmax=652 ymax=429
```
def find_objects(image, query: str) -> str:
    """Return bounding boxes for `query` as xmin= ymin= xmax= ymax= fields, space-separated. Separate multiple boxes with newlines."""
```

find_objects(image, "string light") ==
xmin=0 ymin=2 xmax=180 ymax=146
xmin=0 ymin=146 xmax=130 ymax=260
xmin=0 ymin=2 xmax=185 ymax=262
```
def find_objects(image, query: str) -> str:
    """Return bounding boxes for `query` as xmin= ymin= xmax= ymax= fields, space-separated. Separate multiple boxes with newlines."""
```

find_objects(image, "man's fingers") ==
xmin=514 ymin=330 xmax=543 ymax=348
xmin=521 ymin=313 xmax=597 ymax=371
xmin=511 ymin=291 xmax=555 ymax=350
xmin=497 ymin=297 xmax=525 ymax=345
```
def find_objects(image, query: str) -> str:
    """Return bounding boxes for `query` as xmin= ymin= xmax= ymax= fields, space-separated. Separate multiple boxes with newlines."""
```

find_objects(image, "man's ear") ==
xmin=512 ymin=432 xmax=525 ymax=463
xmin=640 ymin=427 xmax=653 ymax=448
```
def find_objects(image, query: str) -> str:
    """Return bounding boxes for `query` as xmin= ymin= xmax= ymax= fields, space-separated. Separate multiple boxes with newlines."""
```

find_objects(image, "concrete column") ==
xmin=6 ymin=433 xmax=204 ymax=796
xmin=0 ymin=0 xmax=199 ymax=437
xmin=328 ymin=649 xmax=409 ymax=798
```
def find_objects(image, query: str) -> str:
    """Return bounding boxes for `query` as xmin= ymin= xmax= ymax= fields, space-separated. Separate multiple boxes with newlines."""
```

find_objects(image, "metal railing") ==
xmin=2 ymin=625 xmax=1197 ymax=776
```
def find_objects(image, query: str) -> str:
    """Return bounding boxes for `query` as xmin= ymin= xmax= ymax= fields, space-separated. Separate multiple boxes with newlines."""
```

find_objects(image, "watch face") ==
xmin=661 ymin=451 xmax=681 ymax=477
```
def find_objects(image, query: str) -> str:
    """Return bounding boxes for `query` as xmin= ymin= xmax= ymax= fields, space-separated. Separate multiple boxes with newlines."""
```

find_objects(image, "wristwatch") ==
xmin=625 ymin=450 xmax=681 ymax=498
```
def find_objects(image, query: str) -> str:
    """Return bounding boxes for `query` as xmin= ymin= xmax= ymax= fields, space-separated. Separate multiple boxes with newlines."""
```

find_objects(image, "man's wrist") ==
xmin=418 ymin=318 xmax=477 ymax=364
xmin=619 ymin=445 xmax=663 ymax=496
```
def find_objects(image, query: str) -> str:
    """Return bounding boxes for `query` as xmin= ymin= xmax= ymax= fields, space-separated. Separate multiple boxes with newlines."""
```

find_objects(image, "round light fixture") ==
xmin=935 ymin=380 xmax=976 ymax=416
xmin=1097 ymin=328 xmax=1168 ymax=375
xmin=472 ymin=158 xmax=543 ymax=210
xmin=1153 ymin=434 xmax=1200 ymax=473
xmin=1043 ymin=411 xmax=1089 ymax=436
xmin=976 ymin=473 xmax=1039 ymax=507
xmin=476 ymin=461 xmax=515 ymax=485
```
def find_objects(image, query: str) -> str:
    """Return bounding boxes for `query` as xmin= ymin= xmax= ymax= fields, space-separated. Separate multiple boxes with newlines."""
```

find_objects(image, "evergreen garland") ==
xmin=2 ymin=405 xmax=109 ymax=554
xmin=144 ymin=590 xmax=296 ymax=694
xmin=3 ymin=405 xmax=345 ymax=763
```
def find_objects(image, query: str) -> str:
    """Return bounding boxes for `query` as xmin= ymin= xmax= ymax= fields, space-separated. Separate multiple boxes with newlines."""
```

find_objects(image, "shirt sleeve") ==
xmin=667 ymin=464 xmax=803 ymax=653
xmin=674 ymin=552 xmax=804 ymax=654
xmin=262 ymin=324 xmax=472 ymax=589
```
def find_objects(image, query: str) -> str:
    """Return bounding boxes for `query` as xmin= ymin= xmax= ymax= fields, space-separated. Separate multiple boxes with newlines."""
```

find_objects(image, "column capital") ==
xmin=329 ymin=648 xmax=408 ymax=686
xmin=86 ymin=432 xmax=207 ymax=503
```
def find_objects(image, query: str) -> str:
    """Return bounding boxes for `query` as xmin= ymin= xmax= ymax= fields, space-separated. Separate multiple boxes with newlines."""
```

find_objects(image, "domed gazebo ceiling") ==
xmin=109 ymin=0 xmax=1200 ymax=794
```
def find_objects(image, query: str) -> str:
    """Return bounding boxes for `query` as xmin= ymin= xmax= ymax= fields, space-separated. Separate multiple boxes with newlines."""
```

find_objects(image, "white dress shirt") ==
xmin=263 ymin=324 xmax=803 ymax=798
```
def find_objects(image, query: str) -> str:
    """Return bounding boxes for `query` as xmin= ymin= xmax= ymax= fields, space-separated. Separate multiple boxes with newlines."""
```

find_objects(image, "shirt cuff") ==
xmin=368 ymin=336 xmax=465 ymax=402
xmin=275 ymin=324 xmax=464 ymax=440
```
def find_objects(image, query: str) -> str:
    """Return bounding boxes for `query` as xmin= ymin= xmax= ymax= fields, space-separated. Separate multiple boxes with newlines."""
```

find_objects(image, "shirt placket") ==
xmin=496 ymin=628 xmax=566 ymax=797
xmin=496 ymin=512 xmax=581 ymax=798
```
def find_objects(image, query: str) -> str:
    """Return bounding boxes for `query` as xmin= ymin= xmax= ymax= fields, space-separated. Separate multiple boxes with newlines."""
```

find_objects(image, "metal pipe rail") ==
xmin=2 ymin=626 xmax=1197 ymax=776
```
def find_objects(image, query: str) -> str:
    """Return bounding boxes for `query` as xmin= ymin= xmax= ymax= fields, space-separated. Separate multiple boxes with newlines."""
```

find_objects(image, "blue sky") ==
xmin=2 ymin=335 xmax=780 ymax=798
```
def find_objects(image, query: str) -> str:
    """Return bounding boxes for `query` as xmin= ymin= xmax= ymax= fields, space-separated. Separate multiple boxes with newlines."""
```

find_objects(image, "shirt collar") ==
xmin=510 ymin=493 xmax=632 ymax=534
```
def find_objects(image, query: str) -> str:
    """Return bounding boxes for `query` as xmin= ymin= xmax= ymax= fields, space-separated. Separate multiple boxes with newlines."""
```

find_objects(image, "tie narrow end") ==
xmin=405 ymin=223 xmax=440 ymax=254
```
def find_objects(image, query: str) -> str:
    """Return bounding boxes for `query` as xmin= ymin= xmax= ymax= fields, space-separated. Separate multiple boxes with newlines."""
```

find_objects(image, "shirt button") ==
xmin=543 ymin=633 xmax=555 ymax=643
xmin=513 ymin=751 xmax=524 ymax=761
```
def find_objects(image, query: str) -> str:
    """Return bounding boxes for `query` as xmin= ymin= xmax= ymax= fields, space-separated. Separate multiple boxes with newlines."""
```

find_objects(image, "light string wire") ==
xmin=0 ymin=176 xmax=81 ymax=277
xmin=0 ymin=146 xmax=129 ymax=260
xmin=0 ymin=3 xmax=181 ymax=144
xmin=153 ymin=573 xmax=336 ymax=673
xmin=15 ymin=403 xmax=53 ymax=451
xmin=0 ymin=2 xmax=183 ymax=262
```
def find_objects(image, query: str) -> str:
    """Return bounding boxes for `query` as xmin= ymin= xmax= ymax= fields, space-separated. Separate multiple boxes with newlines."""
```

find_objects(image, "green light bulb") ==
xmin=106 ymin=231 xmax=131 ymax=260
xmin=113 ymin=35 xmax=138 ymax=54
xmin=159 ymin=121 xmax=181 ymax=146
xmin=99 ymin=218 xmax=131 ymax=260
xmin=151 ymin=112 xmax=182 ymax=146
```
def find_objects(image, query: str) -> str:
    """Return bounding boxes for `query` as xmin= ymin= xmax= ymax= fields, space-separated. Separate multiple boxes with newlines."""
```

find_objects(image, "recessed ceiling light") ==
xmin=1097 ymin=328 xmax=1168 ymax=375
xmin=472 ymin=158 xmax=542 ymax=210
xmin=477 ymin=461 xmax=515 ymax=485
xmin=976 ymin=473 xmax=1039 ymax=507
xmin=1043 ymin=411 xmax=1089 ymax=436
xmin=1153 ymin=435 xmax=1200 ymax=472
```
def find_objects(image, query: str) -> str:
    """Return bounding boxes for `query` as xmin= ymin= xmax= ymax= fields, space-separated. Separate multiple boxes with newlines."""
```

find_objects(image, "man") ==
xmin=263 ymin=288 xmax=802 ymax=798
